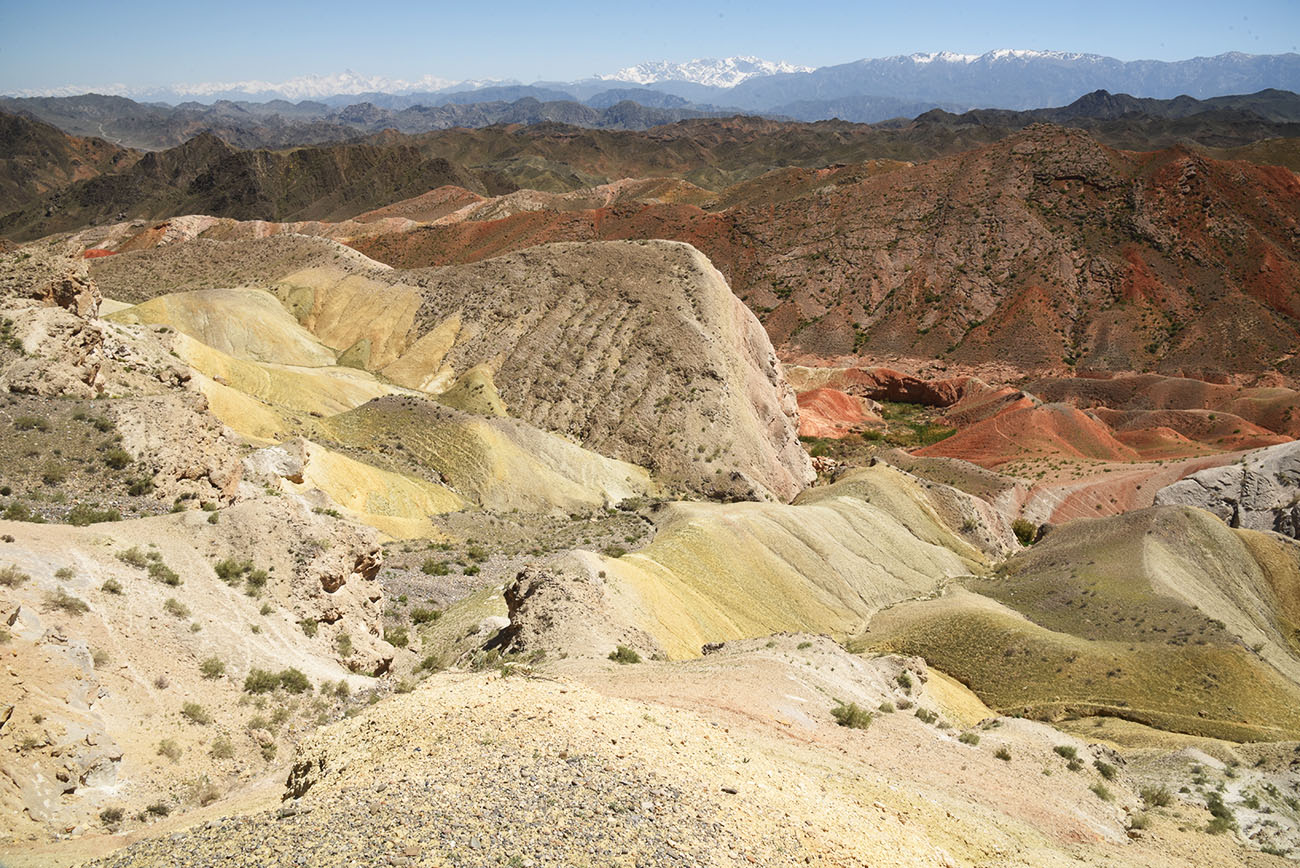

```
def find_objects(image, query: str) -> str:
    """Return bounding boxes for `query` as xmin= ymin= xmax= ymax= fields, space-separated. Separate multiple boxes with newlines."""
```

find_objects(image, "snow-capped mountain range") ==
xmin=5 ymin=50 xmax=1298 ymax=120
xmin=594 ymin=56 xmax=814 ymax=88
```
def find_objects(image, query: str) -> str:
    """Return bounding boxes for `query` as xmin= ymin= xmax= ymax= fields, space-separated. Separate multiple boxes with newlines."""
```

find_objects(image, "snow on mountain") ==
xmin=892 ymin=49 xmax=1107 ymax=66
xmin=596 ymin=56 xmax=814 ymax=88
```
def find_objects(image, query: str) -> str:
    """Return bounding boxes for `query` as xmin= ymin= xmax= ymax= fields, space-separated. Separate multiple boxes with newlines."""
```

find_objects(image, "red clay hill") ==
xmin=350 ymin=124 xmax=1300 ymax=383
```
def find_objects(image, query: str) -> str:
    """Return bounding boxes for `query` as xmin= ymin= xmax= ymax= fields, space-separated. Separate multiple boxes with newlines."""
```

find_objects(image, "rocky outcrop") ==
xmin=1154 ymin=440 xmax=1300 ymax=537
xmin=493 ymin=564 xmax=663 ymax=661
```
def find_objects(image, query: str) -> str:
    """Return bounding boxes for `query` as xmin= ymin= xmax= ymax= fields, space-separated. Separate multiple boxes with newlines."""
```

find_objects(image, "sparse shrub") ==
xmin=462 ymin=564 xmax=480 ymax=576
xmin=797 ymin=641 xmax=812 ymax=649
xmin=1090 ymin=783 xmax=1114 ymax=801
xmin=421 ymin=559 xmax=450 ymax=576
xmin=384 ymin=626 xmax=409 ymax=648
xmin=148 ymin=561 xmax=181 ymax=586
xmin=244 ymin=568 xmax=268 ymax=596
xmin=334 ymin=679 xmax=351 ymax=698
xmin=277 ymin=668 xmax=311 ymax=694
xmin=0 ymin=564 xmax=30 ymax=587
xmin=92 ymin=647 xmax=110 ymax=667
xmin=13 ymin=415 xmax=50 ymax=432
xmin=465 ymin=545 xmax=488 ymax=562
xmin=609 ymin=645 xmax=641 ymax=664
xmin=896 ymin=698 xmax=914 ymax=710
xmin=914 ymin=707 xmax=938 ymax=724
xmin=1142 ymin=786 xmax=1173 ymax=808
xmin=244 ymin=668 xmax=280 ymax=694
xmin=214 ymin=558 xmax=251 ymax=583
xmin=67 ymin=504 xmax=121 ymax=526
xmin=336 ymin=632 xmax=353 ymax=658
xmin=300 ymin=618 xmax=318 ymax=638
xmin=199 ymin=657 xmax=226 ymax=679
xmin=1128 ymin=813 xmax=1150 ymax=830
xmin=958 ymin=731 xmax=981 ymax=745
xmin=145 ymin=801 xmax=171 ymax=817
xmin=602 ymin=545 xmax=627 ymax=558
xmin=1053 ymin=745 xmax=1078 ymax=760
xmin=416 ymin=653 xmax=442 ymax=673
xmin=162 ymin=597 xmax=190 ymax=618
xmin=878 ymin=702 xmax=895 ymax=713
xmin=1012 ymin=517 xmax=1038 ymax=546
xmin=411 ymin=607 xmax=441 ymax=625
xmin=207 ymin=511 xmax=219 ymax=525
xmin=54 ymin=566 xmax=75 ymax=580
xmin=181 ymin=702 xmax=212 ymax=725
xmin=210 ymin=736 xmax=236 ymax=759
xmin=103 ymin=448 xmax=132 ymax=470
xmin=99 ymin=807 xmax=124 ymax=827
xmin=127 ymin=477 xmax=155 ymax=496
xmin=995 ymin=746 xmax=1012 ymax=761
xmin=260 ymin=743 xmax=277 ymax=761
xmin=896 ymin=671 xmax=913 ymax=690
xmin=117 ymin=547 xmax=148 ymax=568
xmin=44 ymin=587 xmax=90 ymax=614
xmin=156 ymin=739 xmax=182 ymax=762
xmin=1094 ymin=759 xmax=1117 ymax=780
xmin=830 ymin=701 xmax=873 ymax=730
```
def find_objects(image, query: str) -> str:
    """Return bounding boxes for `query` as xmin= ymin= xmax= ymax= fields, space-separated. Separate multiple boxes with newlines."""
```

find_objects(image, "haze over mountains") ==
xmin=8 ymin=49 xmax=1300 ymax=131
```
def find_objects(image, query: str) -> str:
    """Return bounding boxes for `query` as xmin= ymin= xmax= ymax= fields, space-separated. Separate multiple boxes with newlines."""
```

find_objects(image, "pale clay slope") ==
xmin=91 ymin=236 xmax=814 ymax=501
xmin=499 ymin=464 xmax=987 ymax=660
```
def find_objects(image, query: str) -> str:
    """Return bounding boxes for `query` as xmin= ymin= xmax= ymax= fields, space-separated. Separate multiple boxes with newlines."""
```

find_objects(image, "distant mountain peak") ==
xmin=595 ymin=56 xmax=814 ymax=88
xmin=893 ymin=49 xmax=1107 ymax=66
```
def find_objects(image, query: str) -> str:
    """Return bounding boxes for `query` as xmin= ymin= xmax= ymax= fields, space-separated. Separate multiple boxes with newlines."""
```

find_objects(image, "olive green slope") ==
xmin=861 ymin=506 xmax=1300 ymax=741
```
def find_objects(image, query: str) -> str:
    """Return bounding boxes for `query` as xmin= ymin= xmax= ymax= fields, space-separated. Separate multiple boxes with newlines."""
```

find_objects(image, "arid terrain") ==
xmin=1 ymin=81 xmax=1299 ymax=868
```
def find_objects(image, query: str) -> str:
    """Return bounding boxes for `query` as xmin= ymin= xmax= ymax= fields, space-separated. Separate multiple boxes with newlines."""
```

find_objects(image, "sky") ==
xmin=1 ymin=0 xmax=1298 ymax=94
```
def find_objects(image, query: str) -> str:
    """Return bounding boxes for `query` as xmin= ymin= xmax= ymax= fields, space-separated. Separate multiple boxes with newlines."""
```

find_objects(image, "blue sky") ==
xmin=1 ymin=0 xmax=1298 ymax=92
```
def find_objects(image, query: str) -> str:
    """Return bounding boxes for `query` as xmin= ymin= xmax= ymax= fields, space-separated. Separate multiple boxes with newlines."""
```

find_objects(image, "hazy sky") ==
xmin=2 ymin=0 xmax=1298 ymax=92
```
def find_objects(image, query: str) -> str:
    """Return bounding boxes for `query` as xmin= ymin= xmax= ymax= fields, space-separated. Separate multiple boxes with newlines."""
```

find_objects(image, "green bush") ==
xmin=102 ymin=447 xmax=131 ymax=470
xmin=244 ymin=668 xmax=280 ymax=694
xmin=896 ymin=671 xmax=913 ymax=690
xmin=1141 ymin=786 xmax=1173 ymax=808
xmin=157 ymin=739 xmax=182 ymax=762
xmin=1090 ymin=783 xmax=1114 ymax=802
xmin=384 ymin=626 xmax=409 ymax=648
xmin=1053 ymin=745 xmax=1078 ymax=760
xmin=421 ymin=559 xmax=450 ymax=576
xmin=300 ymin=619 xmax=318 ymax=638
xmin=199 ymin=657 xmax=226 ymax=679
xmin=145 ymin=801 xmax=171 ymax=817
xmin=1094 ymin=759 xmax=1117 ymax=780
xmin=68 ymin=504 xmax=121 ymax=526
xmin=162 ymin=597 xmax=190 ymax=618
xmin=914 ymin=707 xmax=938 ymax=724
xmin=148 ymin=561 xmax=181 ymax=586
xmin=830 ymin=701 xmax=873 ymax=730
xmin=99 ymin=807 xmax=124 ymax=826
xmin=609 ymin=645 xmax=641 ymax=664
xmin=411 ymin=607 xmax=441 ymax=625
xmin=117 ymin=547 xmax=149 ymax=568
xmin=210 ymin=736 xmax=234 ymax=759
xmin=995 ymin=746 xmax=1012 ymax=761
xmin=181 ymin=702 xmax=212 ymax=725
xmin=958 ymin=731 xmax=980 ymax=745
xmin=336 ymin=633 xmax=353 ymax=658
xmin=1012 ymin=518 xmax=1038 ymax=546
xmin=277 ymin=668 xmax=311 ymax=694
xmin=214 ymin=558 xmax=252 ymax=583
xmin=13 ymin=415 xmax=50 ymax=432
